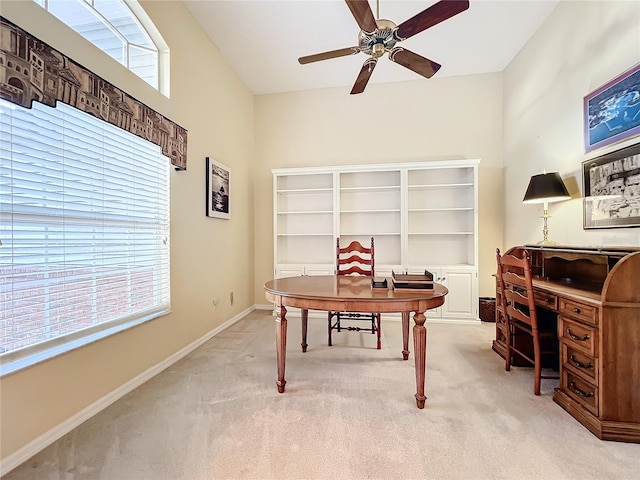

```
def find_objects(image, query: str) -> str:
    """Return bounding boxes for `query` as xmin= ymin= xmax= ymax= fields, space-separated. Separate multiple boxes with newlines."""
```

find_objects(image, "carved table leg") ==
xmin=413 ymin=310 xmax=427 ymax=409
xmin=301 ymin=308 xmax=308 ymax=352
xmin=275 ymin=303 xmax=287 ymax=393
xmin=402 ymin=312 xmax=410 ymax=360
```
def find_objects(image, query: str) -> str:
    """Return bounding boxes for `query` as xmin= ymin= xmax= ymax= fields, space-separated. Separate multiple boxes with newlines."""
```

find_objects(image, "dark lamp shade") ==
xmin=522 ymin=172 xmax=571 ymax=204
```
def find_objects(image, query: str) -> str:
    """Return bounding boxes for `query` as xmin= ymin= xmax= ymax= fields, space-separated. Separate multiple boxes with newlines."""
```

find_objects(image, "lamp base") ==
xmin=536 ymin=239 xmax=559 ymax=245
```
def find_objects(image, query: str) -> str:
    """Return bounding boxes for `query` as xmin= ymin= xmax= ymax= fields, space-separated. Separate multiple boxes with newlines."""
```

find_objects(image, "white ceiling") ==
xmin=183 ymin=0 xmax=560 ymax=96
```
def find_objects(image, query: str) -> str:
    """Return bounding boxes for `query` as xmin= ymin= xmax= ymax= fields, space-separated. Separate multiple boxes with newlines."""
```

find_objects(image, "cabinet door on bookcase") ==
xmin=440 ymin=267 xmax=477 ymax=320
xmin=305 ymin=265 xmax=335 ymax=276
xmin=275 ymin=265 xmax=334 ymax=278
xmin=275 ymin=265 xmax=305 ymax=279
xmin=407 ymin=266 xmax=477 ymax=321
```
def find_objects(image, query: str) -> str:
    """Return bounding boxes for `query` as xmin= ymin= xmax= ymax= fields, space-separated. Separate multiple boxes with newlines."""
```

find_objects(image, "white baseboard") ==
xmin=254 ymin=303 xmax=328 ymax=319
xmin=428 ymin=317 xmax=481 ymax=325
xmin=0 ymin=305 xmax=254 ymax=476
xmin=254 ymin=303 xmax=274 ymax=311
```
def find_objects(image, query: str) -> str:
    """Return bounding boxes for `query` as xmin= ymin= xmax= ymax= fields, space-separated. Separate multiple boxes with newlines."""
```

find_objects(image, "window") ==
xmin=0 ymin=99 xmax=170 ymax=373
xmin=33 ymin=0 xmax=168 ymax=95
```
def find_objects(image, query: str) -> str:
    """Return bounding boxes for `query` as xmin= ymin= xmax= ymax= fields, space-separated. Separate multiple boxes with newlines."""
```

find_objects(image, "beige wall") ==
xmin=254 ymin=74 xmax=505 ymax=301
xmin=1 ymin=0 xmax=255 ymax=460
xmin=503 ymin=0 xmax=640 ymax=247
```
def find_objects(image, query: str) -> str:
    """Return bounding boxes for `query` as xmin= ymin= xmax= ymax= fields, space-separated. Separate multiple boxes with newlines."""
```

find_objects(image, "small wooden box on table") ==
xmin=391 ymin=270 xmax=434 ymax=292
xmin=492 ymin=244 xmax=640 ymax=443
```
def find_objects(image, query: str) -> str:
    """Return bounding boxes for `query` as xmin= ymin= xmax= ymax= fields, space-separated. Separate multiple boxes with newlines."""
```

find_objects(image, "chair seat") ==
xmin=511 ymin=320 xmax=556 ymax=338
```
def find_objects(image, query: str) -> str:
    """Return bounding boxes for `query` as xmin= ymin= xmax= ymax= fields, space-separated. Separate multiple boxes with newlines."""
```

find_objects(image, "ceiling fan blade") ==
xmin=396 ymin=0 xmax=469 ymax=41
xmin=298 ymin=47 xmax=360 ymax=65
xmin=345 ymin=0 xmax=377 ymax=34
xmin=351 ymin=57 xmax=377 ymax=95
xmin=388 ymin=47 xmax=441 ymax=79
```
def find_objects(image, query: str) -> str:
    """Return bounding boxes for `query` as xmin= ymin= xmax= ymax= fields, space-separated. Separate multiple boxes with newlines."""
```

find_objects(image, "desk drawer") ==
xmin=559 ymin=316 xmax=597 ymax=357
xmin=535 ymin=291 xmax=557 ymax=310
xmin=562 ymin=344 xmax=598 ymax=384
xmin=563 ymin=370 xmax=598 ymax=416
xmin=559 ymin=298 xmax=598 ymax=326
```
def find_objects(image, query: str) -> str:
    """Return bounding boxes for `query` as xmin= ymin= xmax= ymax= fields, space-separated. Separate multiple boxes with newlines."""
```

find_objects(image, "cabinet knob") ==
xmin=573 ymin=307 xmax=581 ymax=314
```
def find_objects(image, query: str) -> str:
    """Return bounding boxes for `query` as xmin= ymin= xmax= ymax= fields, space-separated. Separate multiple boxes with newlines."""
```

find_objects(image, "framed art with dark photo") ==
xmin=584 ymin=63 xmax=640 ymax=153
xmin=582 ymin=143 xmax=640 ymax=229
xmin=206 ymin=157 xmax=230 ymax=219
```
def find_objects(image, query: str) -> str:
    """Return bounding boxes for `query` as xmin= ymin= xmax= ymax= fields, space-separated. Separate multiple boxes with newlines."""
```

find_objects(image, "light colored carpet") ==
xmin=4 ymin=310 xmax=639 ymax=479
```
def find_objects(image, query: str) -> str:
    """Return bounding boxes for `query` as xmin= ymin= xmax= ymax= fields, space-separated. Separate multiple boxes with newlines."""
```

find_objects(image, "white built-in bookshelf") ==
xmin=273 ymin=159 xmax=479 ymax=321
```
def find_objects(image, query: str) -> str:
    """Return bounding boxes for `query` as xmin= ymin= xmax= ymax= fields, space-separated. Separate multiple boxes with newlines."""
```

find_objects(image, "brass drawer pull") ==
xmin=573 ymin=307 xmax=581 ymax=314
xmin=567 ymin=327 xmax=589 ymax=341
xmin=570 ymin=354 xmax=593 ymax=369
xmin=569 ymin=381 xmax=594 ymax=398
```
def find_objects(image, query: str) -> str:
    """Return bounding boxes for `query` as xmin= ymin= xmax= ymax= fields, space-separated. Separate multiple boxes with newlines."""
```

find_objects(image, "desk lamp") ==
xmin=523 ymin=172 xmax=571 ymax=245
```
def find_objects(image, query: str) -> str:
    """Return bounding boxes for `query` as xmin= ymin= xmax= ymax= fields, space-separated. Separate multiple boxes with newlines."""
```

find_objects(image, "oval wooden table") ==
xmin=264 ymin=275 xmax=448 ymax=408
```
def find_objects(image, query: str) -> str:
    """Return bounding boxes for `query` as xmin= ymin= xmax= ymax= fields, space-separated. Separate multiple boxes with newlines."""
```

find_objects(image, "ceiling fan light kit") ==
xmin=298 ymin=0 xmax=470 ymax=94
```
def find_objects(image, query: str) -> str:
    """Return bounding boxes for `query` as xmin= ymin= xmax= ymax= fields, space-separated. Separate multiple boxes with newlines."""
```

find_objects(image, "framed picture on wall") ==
xmin=584 ymin=63 xmax=640 ymax=153
xmin=206 ymin=157 xmax=230 ymax=219
xmin=582 ymin=143 xmax=640 ymax=229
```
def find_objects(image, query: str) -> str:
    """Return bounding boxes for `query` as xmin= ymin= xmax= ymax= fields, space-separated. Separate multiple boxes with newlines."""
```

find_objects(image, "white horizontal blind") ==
xmin=0 ymin=99 xmax=170 ymax=361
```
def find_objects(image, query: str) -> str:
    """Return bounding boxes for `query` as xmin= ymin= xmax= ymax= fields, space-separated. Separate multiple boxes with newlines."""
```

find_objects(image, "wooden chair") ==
xmin=328 ymin=237 xmax=381 ymax=349
xmin=496 ymin=248 xmax=558 ymax=395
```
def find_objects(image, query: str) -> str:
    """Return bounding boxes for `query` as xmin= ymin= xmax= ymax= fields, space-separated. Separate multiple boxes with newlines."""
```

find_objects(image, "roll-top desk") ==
xmin=492 ymin=244 xmax=640 ymax=443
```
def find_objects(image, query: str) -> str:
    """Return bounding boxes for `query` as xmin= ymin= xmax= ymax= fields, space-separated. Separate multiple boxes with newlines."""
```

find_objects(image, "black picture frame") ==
xmin=582 ymin=143 xmax=640 ymax=229
xmin=584 ymin=63 xmax=640 ymax=153
xmin=205 ymin=157 xmax=230 ymax=219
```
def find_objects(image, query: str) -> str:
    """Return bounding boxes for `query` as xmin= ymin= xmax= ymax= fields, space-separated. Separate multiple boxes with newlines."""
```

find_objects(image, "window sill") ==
xmin=0 ymin=310 xmax=170 ymax=377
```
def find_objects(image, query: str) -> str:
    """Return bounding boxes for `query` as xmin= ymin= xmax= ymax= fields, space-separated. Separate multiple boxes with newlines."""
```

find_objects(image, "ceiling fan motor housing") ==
xmin=358 ymin=19 xmax=398 ymax=58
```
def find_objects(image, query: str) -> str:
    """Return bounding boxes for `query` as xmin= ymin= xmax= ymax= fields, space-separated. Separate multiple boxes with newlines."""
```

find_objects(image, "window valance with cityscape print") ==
xmin=0 ymin=17 xmax=187 ymax=170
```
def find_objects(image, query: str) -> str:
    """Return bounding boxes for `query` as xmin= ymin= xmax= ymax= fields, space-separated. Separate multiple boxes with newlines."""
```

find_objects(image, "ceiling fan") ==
xmin=298 ymin=0 xmax=470 ymax=94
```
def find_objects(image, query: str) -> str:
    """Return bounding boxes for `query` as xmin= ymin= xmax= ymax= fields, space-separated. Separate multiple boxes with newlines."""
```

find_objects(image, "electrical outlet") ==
xmin=230 ymin=291 xmax=234 ymax=305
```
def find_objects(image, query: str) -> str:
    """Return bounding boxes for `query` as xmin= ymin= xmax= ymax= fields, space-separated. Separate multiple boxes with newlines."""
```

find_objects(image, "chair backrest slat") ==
xmin=496 ymin=248 xmax=538 ymax=330
xmin=336 ymin=237 xmax=374 ymax=277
